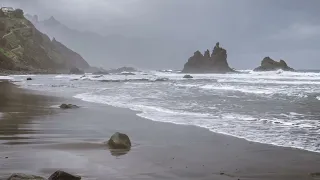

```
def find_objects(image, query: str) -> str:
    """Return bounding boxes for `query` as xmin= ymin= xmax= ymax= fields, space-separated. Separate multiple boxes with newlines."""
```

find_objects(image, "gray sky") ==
xmin=1 ymin=0 xmax=320 ymax=69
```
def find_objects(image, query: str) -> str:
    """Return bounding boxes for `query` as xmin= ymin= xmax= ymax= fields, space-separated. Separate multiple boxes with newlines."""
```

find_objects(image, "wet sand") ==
xmin=0 ymin=81 xmax=320 ymax=180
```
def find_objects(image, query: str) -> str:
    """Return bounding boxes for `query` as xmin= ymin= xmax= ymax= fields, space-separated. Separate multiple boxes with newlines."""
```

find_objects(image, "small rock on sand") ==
xmin=59 ymin=104 xmax=80 ymax=109
xmin=48 ymin=170 xmax=81 ymax=180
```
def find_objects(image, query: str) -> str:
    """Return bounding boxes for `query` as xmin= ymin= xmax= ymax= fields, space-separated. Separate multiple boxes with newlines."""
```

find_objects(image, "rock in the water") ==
xmin=154 ymin=78 xmax=169 ymax=82
xmin=92 ymin=71 xmax=109 ymax=75
xmin=183 ymin=75 xmax=193 ymax=79
xmin=7 ymin=173 xmax=46 ymax=180
xmin=254 ymin=57 xmax=294 ymax=71
xmin=108 ymin=67 xmax=137 ymax=74
xmin=48 ymin=171 xmax=81 ymax=180
xmin=69 ymin=67 xmax=84 ymax=74
xmin=107 ymin=132 xmax=131 ymax=150
xmin=26 ymin=77 xmax=32 ymax=80
xmin=59 ymin=104 xmax=79 ymax=109
xmin=182 ymin=42 xmax=234 ymax=73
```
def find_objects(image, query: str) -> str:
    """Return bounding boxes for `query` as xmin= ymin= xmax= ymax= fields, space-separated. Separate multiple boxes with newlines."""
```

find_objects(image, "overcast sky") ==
xmin=1 ymin=0 xmax=320 ymax=69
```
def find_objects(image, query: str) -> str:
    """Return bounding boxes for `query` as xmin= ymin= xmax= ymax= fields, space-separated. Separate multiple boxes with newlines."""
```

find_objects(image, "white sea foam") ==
xmin=19 ymin=72 xmax=320 ymax=153
xmin=74 ymin=92 xmax=320 ymax=153
xmin=200 ymin=84 xmax=274 ymax=95
xmin=0 ymin=76 xmax=13 ymax=80
xmin=217 ymin=79 xmax=320 ymax=85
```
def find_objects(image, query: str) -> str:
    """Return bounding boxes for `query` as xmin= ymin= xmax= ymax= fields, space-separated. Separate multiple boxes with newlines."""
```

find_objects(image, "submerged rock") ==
xmin=254 ymin=57 xmax=294 ymax=71
xmin=107 ymin=132 xmax=131 ymax=150
xmin=26 ymin=77 xmax=33 ymax=80
xmin=154 ymin=78 xmax=169 ymax=82
xmin=7 ymin=173 xmax=46 ymax=180
xmin=183 ymin=75 xmax=193 ymax=79
xmin=48 ymin=170 xmax=81 ymax=180
xmin=182 ymin=42 xmax=234 ymax=73
xmin=59 ymin=104 xmax=79 ymax=109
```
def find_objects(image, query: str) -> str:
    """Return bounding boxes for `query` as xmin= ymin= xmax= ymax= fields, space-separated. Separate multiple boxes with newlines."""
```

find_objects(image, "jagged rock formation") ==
xmin=0 ymin=8 xmax=90 ymax=73
xmin=182 ymin=42 xmax=234 ymax=73
xmin=254 ymin=57 xmax=294 ymax=71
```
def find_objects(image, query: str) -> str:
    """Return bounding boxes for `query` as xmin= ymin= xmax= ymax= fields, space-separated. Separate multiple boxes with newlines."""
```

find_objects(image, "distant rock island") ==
xmin=254 ymin=57 xmax=294 ymax=71
xmin=0 ymin=8 xmax=90 ymax=74
xmin=182 ymin=42 xmax=234 ymax=73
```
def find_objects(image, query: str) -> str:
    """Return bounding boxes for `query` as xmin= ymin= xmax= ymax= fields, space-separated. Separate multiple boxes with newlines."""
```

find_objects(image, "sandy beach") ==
xmin=0 ymin=81 xmax=320 ymax=180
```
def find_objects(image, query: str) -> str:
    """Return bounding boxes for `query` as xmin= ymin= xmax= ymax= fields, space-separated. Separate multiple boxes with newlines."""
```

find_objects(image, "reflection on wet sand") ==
xmin=0 ymin=81 xmax=58 ymax=144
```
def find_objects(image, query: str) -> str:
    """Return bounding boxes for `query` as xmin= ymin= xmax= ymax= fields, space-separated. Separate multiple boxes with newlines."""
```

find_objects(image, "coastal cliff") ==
xmin=0 ymin=8 xmax=89 ymax=73
xmin=182 ymin=42 xmax=234 ymax=73
xmin=254 ymin=57 xmax=294 ymax=71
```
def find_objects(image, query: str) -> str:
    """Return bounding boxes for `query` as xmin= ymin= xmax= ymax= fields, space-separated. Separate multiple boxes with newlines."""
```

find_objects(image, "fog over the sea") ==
xmin=1 ymin=0 xmax=320 ymax=69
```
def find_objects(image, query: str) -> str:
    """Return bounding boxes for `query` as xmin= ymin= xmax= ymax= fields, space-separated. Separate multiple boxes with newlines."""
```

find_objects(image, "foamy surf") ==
xmin=74 ymin=91 xmax=320 ymax=154
xmin=15 ymin=70 xmax=320 ymax=154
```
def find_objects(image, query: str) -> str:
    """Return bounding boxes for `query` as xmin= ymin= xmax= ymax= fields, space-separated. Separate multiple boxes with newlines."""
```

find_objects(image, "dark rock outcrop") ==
xmin=69 ymin=67 xmax=84 ymax=74
xmin=60 ymin=104 xmax=79 ymax=109
xmin=7 ymin=173 xmax=46 ymax=180
xmin=183 ymin=75 xmax=193 ymax=79
xmin=48 ymin=170 xmax=81 ymax=180
xmin=254 ymin=57 xmax=294 ymax=71
xmin=182 ymin=42 xmax=234 ymax=73
xmin=108 ymin=67 xmax=138 ymax=74
xmin=107 ymin=132 xmax=131 ymax=150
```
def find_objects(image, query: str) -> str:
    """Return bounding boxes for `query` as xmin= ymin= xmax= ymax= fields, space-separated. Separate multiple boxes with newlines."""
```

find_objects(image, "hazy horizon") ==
xmin=1 ymin=0 xmax=320 ymax=70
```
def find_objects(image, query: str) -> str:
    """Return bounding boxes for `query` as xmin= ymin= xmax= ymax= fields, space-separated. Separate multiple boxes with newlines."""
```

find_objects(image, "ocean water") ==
xmin=9 ymin=70 xmax=320 ymax=153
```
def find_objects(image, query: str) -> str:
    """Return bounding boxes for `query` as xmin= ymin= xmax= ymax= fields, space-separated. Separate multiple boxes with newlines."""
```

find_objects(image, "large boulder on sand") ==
xmin=7 ymin=173 xmax=46 ymax=180
xmin=182 ymin=42 xmax=234 ymax=73
xmin=48 ymin=170 xmax=81 ymax=180
xmin=59 ymin=104 xmax=79 ymax=109
xmin=254 ymin=57 xmax=294 ymax=71
xmin=107 ymin=132 xmax=131 ymax=150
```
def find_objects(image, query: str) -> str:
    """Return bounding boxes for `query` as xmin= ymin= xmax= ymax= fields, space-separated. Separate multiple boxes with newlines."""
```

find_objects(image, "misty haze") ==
xmin=0 ymin=0 xmax=320 ymax=180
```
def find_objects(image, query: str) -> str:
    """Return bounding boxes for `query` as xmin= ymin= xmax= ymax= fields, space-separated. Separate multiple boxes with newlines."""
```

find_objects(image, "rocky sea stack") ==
xmin=254 ymin=57 xmax=294 ymax=71
xmin=182 ymin=42 xmax=234 ymax=73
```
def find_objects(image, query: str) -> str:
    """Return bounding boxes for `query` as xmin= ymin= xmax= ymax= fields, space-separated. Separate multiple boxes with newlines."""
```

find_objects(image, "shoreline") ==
xmin=1 ymin=81 xmax=320 ymax=179
xmin=75 ymin=93 xmax=320 ymax=155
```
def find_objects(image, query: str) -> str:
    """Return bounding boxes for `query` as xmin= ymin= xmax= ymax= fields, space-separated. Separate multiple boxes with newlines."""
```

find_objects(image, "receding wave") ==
xmin=74 ymin=92 xmax=320 ymax=153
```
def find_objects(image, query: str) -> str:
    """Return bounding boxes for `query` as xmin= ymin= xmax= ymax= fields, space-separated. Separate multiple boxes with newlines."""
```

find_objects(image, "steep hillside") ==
xmin=0 ymin=8 xmax=89 ymax=73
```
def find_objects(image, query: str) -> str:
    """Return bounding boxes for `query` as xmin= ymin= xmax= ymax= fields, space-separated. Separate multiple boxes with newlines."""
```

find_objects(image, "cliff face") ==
xmin=0 ymin=9 xmax=89 ymax=73
xmin=182 ymin=42 xmax=233 ymax=73
xmin=254 ymin=57 xmax=294 ymax=71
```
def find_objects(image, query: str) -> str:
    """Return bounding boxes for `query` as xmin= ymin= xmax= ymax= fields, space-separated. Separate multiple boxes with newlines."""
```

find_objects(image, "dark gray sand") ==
xmin=0 ymin=82 xmax=320 ymax=180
